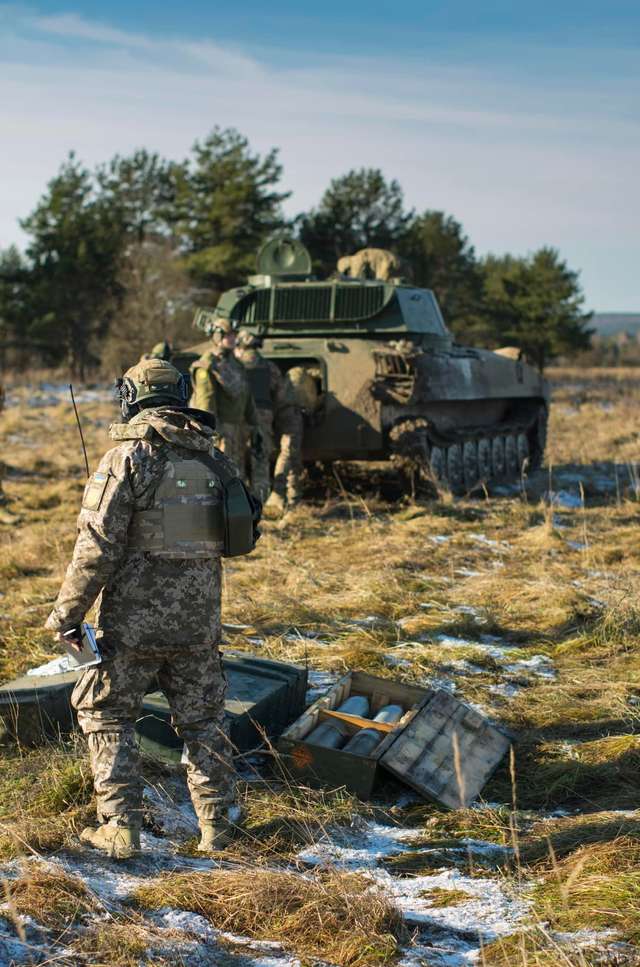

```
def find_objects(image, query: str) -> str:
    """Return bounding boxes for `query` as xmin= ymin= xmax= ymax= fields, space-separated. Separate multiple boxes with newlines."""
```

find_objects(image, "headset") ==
xmin=115 ymin=374 xmax=190 ymax=422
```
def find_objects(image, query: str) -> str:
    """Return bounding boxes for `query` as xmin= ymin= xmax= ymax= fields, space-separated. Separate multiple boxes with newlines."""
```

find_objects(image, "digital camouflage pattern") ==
xmin=45 ymin=406 xmax=237 ymax=826
xmin=73 ymin=641 xmax=233 ymax=826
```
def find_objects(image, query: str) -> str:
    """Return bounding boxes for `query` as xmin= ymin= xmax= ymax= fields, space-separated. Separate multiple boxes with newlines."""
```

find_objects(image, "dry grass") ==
xmin=6 ymin=862 xmax=101 ymax=929
xmin=418 ymin=886 xmax=471 ymax=906
xmin=531 ymin=837 xmax=640 ymax=942
xmin=0 ymin=740 xmax=95 ymax=858
xmin=240 ymin=781 xmax=372 ymax=854
xmin=135 ymin=866 xmax=406 ymax=966
xmin=4 ymin=368 xmax=640 ymax=964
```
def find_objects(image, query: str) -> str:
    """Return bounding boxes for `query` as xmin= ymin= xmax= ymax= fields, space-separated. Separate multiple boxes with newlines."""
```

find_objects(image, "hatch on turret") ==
xmin=254 ymin=236 xmax=312 ymax=279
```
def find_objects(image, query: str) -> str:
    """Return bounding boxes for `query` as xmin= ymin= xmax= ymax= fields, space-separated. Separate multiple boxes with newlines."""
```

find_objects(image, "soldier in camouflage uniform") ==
xmin=189 ymin=319 xmax=260 ymax=477
xmin=45 ymin=358 xmax=245 ymax=859
xmin=267 ymin=367 xmax=309 ymax=513
xmin=234 ymin=330 xmax=295 ymax=503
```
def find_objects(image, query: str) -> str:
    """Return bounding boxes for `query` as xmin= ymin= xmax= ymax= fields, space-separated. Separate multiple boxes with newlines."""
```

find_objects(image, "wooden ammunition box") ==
xmin=277 ymin=670 xmax=511 ymax=807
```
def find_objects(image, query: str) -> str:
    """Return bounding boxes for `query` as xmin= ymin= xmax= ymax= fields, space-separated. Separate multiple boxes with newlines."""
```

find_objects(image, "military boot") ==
xmin=197 ymin=805 xmax=244 ymax=853
xmin=80 ymin=823 xmax=140 ymax=859
xmin=263 ymin=491 xmax=285 ymax=517
xmin=197 ymin=821 xmax=233 ymax=852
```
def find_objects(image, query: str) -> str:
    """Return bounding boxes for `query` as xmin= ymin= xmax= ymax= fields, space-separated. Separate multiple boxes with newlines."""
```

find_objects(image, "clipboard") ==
xmin=63 ymin=623 xmax=102 ymax=669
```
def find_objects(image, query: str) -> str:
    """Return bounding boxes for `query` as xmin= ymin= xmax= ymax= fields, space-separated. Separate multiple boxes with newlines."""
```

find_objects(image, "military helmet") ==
xmin=236 ymin=328 xmax=262 ymax=349
xmin=193 ymin=308 xmax=235 ymax=340
xmin=118 ymin=358 xmax=188 ymax=408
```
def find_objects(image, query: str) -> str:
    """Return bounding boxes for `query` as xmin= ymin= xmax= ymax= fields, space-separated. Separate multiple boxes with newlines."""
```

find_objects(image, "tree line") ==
xmin=0 ymin=126 xmax=592 ymax=376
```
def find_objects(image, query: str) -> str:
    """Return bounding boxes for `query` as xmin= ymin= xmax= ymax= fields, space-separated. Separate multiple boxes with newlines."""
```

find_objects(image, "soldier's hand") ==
xmin=57 ymin=627 xmax=83 ymax=653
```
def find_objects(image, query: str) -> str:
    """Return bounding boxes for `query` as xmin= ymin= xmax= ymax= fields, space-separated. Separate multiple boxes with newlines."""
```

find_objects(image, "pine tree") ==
xmin=481 ymin=248 xmax=593 ymax=370
xmin=174 ymin=127 xmax=290 ymax=289
xmin=21 ymin=154 xmax=124 ymax=377
xmin=399 ymin=211 xmax=483 ymax=339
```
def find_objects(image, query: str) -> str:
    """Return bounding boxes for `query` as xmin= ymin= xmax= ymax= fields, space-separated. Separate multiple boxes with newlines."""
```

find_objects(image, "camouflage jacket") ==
xmin=45 ymin=407 xmax=236 ymax=648
xmin=190 ymin=347 xmax=258 ymax=428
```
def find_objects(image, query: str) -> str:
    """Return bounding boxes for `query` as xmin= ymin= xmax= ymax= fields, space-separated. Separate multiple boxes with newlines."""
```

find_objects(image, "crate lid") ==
xmin=380 ymin=688 xmax=511 ymax=809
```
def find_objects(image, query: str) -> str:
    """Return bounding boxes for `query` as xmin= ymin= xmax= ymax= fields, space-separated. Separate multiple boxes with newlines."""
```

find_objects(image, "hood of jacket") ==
xmin=109 ymin=407 xmax=216 ymax=452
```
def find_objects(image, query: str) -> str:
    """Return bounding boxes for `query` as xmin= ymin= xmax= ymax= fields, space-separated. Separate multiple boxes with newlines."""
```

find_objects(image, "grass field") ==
xmin=1 ymin=368 xmax=640 ymax=966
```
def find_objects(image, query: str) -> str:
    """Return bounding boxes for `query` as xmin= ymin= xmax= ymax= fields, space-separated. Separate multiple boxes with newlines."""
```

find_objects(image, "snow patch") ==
xmin=384 ymin=654 xmax=413 ymax=670
xmin=305 ymin=669 xmax=339 ymax=705
xmin=489 ymin=683 xmax=522 ymax=699
xmin=504 ymin=656 xmax=556 ymax=680
xmin=371 ymin=866 xmax=527 ymax=935
xmin=547 ymin=490 xmax=582 ymax=509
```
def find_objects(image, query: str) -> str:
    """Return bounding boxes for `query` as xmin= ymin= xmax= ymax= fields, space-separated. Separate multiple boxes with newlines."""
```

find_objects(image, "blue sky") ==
xmin=1 ymin=1 xmax=638 ymax=310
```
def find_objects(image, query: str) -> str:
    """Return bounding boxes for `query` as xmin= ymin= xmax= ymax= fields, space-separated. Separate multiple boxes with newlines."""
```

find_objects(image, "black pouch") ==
xmin=223 ymin=478 xmax=256 ymax=557
xmin=201 ymin=453 xmax=260 ymax=558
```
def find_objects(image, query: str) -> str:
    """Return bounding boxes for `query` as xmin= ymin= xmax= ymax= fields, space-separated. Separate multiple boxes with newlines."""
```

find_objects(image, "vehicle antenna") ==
xmin=69 ymin=383 xmax=90 ymax=477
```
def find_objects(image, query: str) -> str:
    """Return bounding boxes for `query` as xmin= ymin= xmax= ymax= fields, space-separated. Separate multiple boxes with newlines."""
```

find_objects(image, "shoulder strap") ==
xmin=198 ymin=449 xmax=236 ymax=486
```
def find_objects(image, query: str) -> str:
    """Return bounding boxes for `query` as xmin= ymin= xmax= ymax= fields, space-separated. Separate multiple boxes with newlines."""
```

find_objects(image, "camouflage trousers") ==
xmin=72 ymin=640 xmax=235 ymax=828
xmin=217 ymin=422 xmax=247 ymax=480
xmin=250 ymin=409 xmax=275 ymax=504
xmin=273 ymin=410 xmax=304 ymax=503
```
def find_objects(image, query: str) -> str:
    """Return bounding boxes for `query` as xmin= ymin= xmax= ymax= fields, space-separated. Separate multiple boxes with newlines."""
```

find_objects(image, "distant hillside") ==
xmin=591 ymin=313 xmax=640 ymax=339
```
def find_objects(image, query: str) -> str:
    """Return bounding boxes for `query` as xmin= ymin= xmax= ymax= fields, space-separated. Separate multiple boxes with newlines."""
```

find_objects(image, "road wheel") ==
xmin=463 ymin=440 xmax=479 ymax=491
xmin=430 ymin=446 xmax=446 ymax=482
xmin=491 ymin=437 xmax=506 ymax=477
xmin=529 ymin=405 xmax=548 ymax=469
xmin=505 ymin=434 xmax=519 ymax=477
xmin=447 ymin=443 xmax=465 ymax=494
xmin=477 ymin=437 xmax=492 ymax=481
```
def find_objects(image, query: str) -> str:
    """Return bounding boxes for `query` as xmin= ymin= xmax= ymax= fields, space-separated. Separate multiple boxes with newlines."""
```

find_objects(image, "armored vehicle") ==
xmin=177 ymin=238 xmax=549 ymax=493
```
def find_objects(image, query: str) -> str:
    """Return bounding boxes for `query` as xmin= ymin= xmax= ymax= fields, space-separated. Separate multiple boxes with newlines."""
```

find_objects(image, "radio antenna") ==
xmin=69 ymin=384 xmax=90 ymax=477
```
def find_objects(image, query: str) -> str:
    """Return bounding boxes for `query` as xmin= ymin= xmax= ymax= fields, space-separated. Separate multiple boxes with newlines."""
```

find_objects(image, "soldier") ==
xmin=189 ymin=318 xmax=261 ymax=476
xmin=267 ymin=366 xmax=310 ymax=513
xmin=234 ymin=330 xmax=293 ymax=503
xmin=44 ymin=358 xmax=258 ymax=859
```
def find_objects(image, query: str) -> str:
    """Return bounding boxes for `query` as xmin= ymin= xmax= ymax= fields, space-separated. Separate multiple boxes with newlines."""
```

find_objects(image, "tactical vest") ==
xmin=127 ymin=448 xmax=256 ymax=558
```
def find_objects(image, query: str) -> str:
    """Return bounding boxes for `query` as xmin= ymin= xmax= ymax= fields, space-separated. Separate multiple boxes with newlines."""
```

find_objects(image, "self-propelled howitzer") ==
xmin=180 ymin=238 xmax=549 ymax=493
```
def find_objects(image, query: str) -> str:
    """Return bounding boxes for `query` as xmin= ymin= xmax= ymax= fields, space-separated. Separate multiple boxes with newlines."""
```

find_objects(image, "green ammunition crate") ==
xmin=277 ymin=670 xmax=511 ymax=807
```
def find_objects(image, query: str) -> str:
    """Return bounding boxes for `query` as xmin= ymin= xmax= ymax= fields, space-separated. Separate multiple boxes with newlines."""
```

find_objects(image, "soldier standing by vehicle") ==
xmin=235 ymin=329 xmax=293 ymax=503
xmin=267 ymin=366 xmax=310 ymax=513
xmin=45 ymin=358 xmax=260 ymax=859
xmin=189 ymin=316 xmax=261 ymax=476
